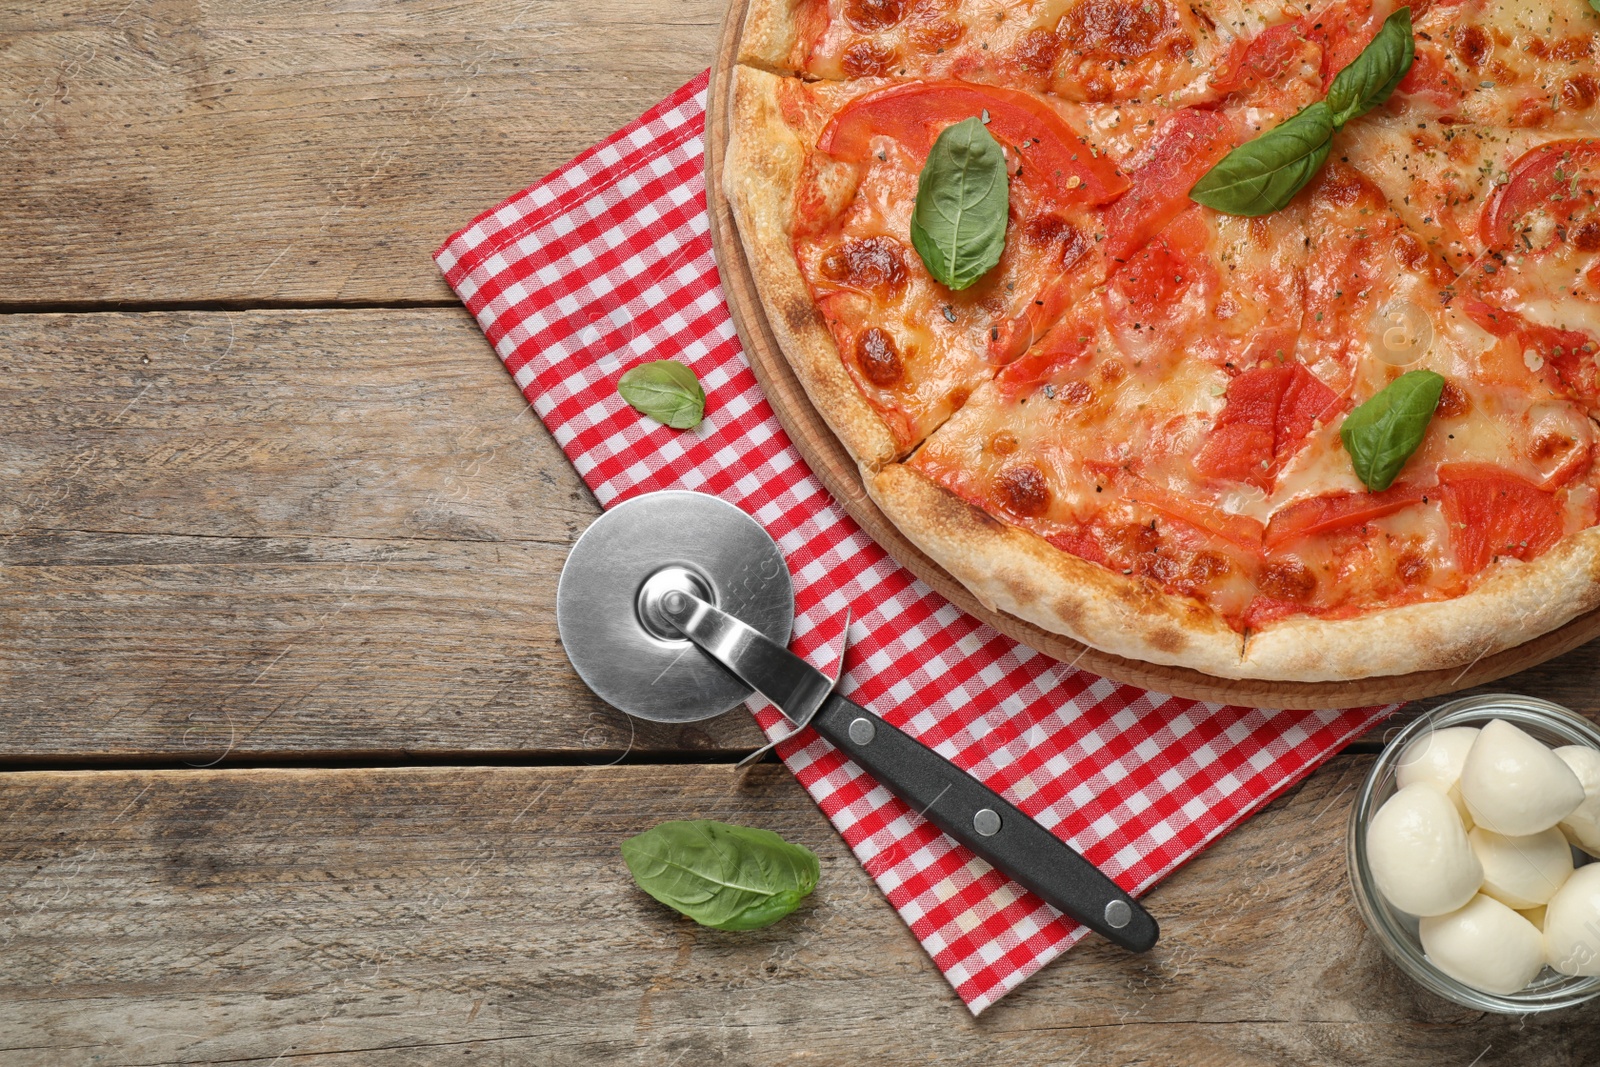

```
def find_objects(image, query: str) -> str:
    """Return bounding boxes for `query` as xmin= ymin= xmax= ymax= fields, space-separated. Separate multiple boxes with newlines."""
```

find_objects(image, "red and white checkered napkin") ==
xmin=436 ymin=70 xmax=1393 ymax=1013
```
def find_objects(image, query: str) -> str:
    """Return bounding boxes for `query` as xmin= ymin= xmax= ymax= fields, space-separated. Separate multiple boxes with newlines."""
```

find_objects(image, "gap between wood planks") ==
xmin=0 ymin=738 xmax=1390 ymax=775
xmin=0 ymin=305 xmax=1545 ymax=771
xmin=0 ymin=298 xmax=462 ymax=316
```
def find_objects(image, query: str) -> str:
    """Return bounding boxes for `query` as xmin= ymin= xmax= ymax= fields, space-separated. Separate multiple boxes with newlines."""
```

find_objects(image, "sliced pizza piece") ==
xmin=1218 ymin=161 xmax=1600 ymax=655
xmin=724 ymin=66 xmax=1132 ymax=465
xmin=1237 ymin=165 xmax=1598 ymax=624
xmin=1212 ymin=164 xmax=1600 ymax=637
xmin=898 ymin=201 xmax=1316 ymax=635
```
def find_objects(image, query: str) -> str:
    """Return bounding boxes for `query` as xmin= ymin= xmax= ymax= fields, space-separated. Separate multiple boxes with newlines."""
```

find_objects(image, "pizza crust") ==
xmin=1239 ymin=527 xmax=1600 ymax=682
xmin=737 ymin=0 xmax=801 ymax=72
xmin=723 ymin=64 xmax=900 ymax=470
xmin=868 ymin=463 xmax=1252 ymax=678
xmin=870 ymin=462 xmax=1600 ymax=682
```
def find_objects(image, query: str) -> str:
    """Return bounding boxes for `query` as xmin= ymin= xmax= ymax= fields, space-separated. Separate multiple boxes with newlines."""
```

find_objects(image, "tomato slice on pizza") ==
xmin=1455 ymin=139 xmax=1600 ymax=412
xmin=817 ymin=79 xmax=1129 ymax=202
xmin=777 ymin=76 xmax=1144 ymax=453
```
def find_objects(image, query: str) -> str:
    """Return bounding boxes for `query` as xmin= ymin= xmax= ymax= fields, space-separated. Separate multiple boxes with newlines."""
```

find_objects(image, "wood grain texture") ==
xmin=0 ymin=0 xmax=722 ymax=307
xmin=3 ymin=0 xmax=1597 ymax=1060
xmin=1 ymin=759 xmax=1595 ymax=1066
xmin=0 ymin=309 xmax=762 ymax=760
xmin=705 ymin=0 xmax=1600 ymax=707
xmin=5 ymin=309 xmax=1600 ymax=763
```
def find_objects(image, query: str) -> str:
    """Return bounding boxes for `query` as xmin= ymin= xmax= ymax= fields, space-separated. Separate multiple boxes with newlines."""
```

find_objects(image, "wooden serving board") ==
xmin=703 ymin=0 xmax=1600 ymax=706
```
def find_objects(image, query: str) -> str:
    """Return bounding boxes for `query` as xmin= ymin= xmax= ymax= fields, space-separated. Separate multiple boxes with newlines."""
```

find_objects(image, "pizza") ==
xmin=722 ymin=0 xmax=1600 ymax=681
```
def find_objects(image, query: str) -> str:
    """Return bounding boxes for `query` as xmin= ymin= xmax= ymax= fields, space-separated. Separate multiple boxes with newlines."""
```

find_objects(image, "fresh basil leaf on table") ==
xmin=1340 ymin=369 xmax=1446 ymax=491
xmin=1189 ymin=103 xmax=1335 ymax=218
xmin=617 ymin=360 xmax=705 ymax=429
xmin=1326 ymin=7 xmax=1415 ymax=129
xmin=910 ymin=116 xmax=1010 ymax=290
xmin=621 ymin=820 xmax=820 ymax=931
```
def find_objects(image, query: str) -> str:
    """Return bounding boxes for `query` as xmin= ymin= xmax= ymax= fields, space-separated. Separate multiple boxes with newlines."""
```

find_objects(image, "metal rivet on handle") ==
xmin=1104 ymin=899 xmax=1132 ymax=929
xmin=973 ymin=808 xmax=1001 ymax=837
xmin=848 ymin=717 xmax=876 ymax=745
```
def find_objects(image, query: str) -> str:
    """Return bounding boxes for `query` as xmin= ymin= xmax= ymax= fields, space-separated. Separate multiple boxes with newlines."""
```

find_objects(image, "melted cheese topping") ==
xmin=775 ymin=0 xmax=1600 ymax=630
xmin=907 ymin=161 xmax=1600 ymax=629
xmin=792 ymin=0 xmax=1246 ymax=103
xmin=788 ymin=80 xmax=1113 ymax=450
xmin=1340 ymin=117 xmax=1548 ymax=269
xmin=1406 ymin=0 xmax=1600 ymax=129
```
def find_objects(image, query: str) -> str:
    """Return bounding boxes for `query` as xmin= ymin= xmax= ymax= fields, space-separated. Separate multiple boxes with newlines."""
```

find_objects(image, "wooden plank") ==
xmin=0 ymin=759 xmax=1593 ymax=1065
xmin=0 ymin=0 xmax=722 ymax=307
xmin=5 ymin=309 xmax=1600 ymax=761
xmin=0 ymin=309 xmax=588 ymax=542
xmin=0 ymin=309 xmax=762 ymax=759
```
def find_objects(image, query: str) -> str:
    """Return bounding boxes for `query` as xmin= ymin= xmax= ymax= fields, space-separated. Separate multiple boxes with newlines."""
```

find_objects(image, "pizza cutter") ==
xmin=556 ymin=490 xmax=1159 ymax=953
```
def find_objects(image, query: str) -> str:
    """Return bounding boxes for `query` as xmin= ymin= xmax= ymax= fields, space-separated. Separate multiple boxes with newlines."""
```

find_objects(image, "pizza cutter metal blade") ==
xmin=556 ymin=490 xmax=1159 ymax=953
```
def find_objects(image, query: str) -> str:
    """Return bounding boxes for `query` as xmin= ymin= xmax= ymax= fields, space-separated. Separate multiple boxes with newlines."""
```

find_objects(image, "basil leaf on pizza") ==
xmin=1326 ymin=7 xmax=1416 ymax=129
xmin=1189 ymin=103 xmax=1334 ymax=217
xmin=1193 ymin=12 xmax=1414 ymax=216
xmin=618 ymin=360 xmax=706 ymax=429
xmin=1340 ymin=370 xmax=1446 ymax=491
xmin=910 ymin=117 xmax=1010 ymax=291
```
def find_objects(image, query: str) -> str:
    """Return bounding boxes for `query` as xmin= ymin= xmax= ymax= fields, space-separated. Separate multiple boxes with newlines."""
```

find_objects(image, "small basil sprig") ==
xmin=617 ymin=360 xmax=705 ymax=429
xmin=1191 ymin=7 xmax=1415 ymax=217
xmin=910 ymin=116 xmax=1010 ymax=290
xmin=621 ymin=820 xmax=820 ymax=931
xmin=1339 ymin=369 xmax=1445 ymax=491
xmin=1326 ymin=7 xmax=1415 ymax=127
xmin=1190 ymin=103 xmax=1334 ymax=218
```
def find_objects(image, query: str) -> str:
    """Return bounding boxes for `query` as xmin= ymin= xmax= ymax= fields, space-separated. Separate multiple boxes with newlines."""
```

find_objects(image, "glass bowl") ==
xmin=1348 ymin=693 xmax=1600 ymax=1013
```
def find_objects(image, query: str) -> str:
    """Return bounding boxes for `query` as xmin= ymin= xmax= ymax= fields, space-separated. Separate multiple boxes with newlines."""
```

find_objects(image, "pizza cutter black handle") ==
xmin=809 ymin=695 xmax=1159 ymax=953
xmin=655 ymin=588 xmax=1157 ymax=953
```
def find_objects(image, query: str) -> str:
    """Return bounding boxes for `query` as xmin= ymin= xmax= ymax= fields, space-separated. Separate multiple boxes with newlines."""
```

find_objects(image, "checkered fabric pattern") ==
xmin=435 ymin=70 xmax=1393 ymax=1014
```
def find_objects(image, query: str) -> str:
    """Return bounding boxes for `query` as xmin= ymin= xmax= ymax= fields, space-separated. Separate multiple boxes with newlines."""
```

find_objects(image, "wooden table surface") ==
xmin=3 ymin=2 xmax=1599 ymax=1063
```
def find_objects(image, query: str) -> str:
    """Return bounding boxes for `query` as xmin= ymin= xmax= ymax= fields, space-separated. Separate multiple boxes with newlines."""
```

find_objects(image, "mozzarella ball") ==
xmin=1460 ymin=719 xmax=1585 ymax=836
xmin=1554 ymin=746 xmax=1600 ymax=857
xmin=1398 ymin=726 xmax=1479 ymax=826
xmin=1419 ymin=894 xmax=1547 ymax=995
xmin=1368 ymin=783 xmax=1483 ymax=916
xmin=1469 ymin=825 xmax=1574 ymax=909
xmin=1544 ymin=863 xmax=1600 ymax=977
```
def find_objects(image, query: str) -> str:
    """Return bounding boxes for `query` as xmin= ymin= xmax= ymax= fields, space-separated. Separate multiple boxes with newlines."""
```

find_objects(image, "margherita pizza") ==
xmin=723 ymin=0 xmax=1600 ymax=681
